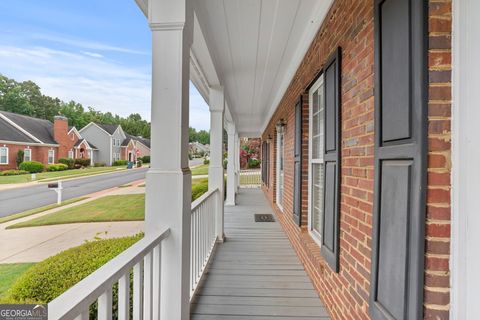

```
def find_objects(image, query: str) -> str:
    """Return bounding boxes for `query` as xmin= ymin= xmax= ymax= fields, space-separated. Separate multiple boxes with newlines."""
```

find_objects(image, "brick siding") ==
xmin=0 ymin=143 xmax=58 ymax=170
xmin=261 ymin=0 xmax=452 ymax=319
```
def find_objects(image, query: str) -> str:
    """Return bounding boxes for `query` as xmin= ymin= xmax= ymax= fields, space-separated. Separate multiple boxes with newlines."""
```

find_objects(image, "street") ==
xmin=0 ymin=168 xmax=148 ymax=218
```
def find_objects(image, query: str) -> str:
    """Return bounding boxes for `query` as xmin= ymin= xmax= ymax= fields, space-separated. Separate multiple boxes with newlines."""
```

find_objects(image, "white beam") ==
xmin=226 ymin=122 xmax=236 ymax=206
xmin=235 ymin=133 xmax=240 ymax=192
xmin=144 ymin=0 xmax=192 ymax=319
xmin=208 ymin=86 xmax=225 ymax=241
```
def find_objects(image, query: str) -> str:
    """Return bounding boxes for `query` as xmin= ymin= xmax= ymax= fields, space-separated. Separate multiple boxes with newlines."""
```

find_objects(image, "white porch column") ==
xmin=225 ymin=122 xmax=236 ymax=206
xmin=145 ymin=0 xmax=192 ymax=319
xmin=235 ymin=133 xmax=240 ymax=192
xmin=208 ymin=86 xmax=225 ymax=241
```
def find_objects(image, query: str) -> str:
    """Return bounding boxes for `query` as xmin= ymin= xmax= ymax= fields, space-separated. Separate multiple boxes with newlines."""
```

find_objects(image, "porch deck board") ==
xmin=191 ymin=189 xmax=330 ymax=319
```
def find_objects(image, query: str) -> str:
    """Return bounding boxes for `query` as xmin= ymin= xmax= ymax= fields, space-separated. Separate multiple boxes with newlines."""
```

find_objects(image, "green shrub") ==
xmin=248 ymin=158 xmax=261 ymax=168
xmin=47 ymin=164 xmax=69 ymax=172
xmin=0 ymin=170 xmax=29 ymax=176
xmin=141 ymin=156 xmax=150 ymax=163
xmin=74 ymin=159 xmax=91 ymax=168
xmin=16 ymin=150 xmax=24 ymax=168
xmin=203 ymin=158 xmax=210 ymax=165
xmin=94 ymin=162 xmax=106 ymax=167
xmin=4 ymin=234 xmax=143 ymax=305
xmin=59 ymin=158 xmax=75 ymax=169
xmin=113 ymin=160 xmax=128 ymax=166
xmin=223 ymin=159 xmax=228 ymax=169
xmin=136 ymin=160 xmax=143 ymax=168
xmin=19 ymin=161 xmax=44 ymax=173
xmin=192 ymin=182 xmax=208 ymax=201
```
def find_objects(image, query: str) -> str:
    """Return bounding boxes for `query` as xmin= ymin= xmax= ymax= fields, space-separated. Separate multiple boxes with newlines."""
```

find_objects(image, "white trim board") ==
xmin=451 ymin=0 xmax=480 ymax=318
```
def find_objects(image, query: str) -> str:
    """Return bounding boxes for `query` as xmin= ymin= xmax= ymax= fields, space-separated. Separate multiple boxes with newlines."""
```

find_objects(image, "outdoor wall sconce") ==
xmin=276 ymin=119 xmax=286 ymax=133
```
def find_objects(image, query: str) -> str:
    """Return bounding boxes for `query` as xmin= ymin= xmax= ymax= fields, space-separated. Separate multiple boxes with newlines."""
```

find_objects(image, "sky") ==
xmin=0 ymin=0 xmax=210 ymax=130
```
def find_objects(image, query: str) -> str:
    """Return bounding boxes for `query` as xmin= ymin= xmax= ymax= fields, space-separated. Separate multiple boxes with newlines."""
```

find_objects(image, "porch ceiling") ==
xmin=192 ymin=0 xmax=333 ymax=137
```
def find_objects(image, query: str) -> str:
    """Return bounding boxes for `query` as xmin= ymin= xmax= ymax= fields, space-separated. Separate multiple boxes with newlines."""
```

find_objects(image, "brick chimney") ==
xmin=53 ymin=116 xmax=69 ymax=159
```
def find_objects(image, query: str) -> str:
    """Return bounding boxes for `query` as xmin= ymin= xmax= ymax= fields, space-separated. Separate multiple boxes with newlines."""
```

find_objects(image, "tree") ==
xmin=0 ymin=74 xmax=152 ymax=138
xmin=16 ymin=150 xmax=24 ymax=168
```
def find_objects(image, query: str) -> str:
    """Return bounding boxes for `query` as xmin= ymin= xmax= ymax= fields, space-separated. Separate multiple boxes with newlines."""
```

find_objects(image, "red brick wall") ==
xmin=53 ymin=116 xmax=70 ymax=159
xmin=261 ymin=0 xmax=452 ymax=319
xmin=424 ymin=0 xmax=452 ymax=318
xmin=0 ymin=143 xmax=58 ymax=170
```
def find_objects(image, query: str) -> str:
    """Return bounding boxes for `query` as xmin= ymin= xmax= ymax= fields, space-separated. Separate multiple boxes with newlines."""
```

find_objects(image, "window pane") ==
xmin=312 ymin=163 xmax=324 ymax=235
xmin=312 ymin=91 xmax=318 ymax=114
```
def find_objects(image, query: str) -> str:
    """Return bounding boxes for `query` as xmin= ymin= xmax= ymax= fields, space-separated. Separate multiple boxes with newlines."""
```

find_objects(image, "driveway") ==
xmin=0 ymin=168 xmax=148 ymax=218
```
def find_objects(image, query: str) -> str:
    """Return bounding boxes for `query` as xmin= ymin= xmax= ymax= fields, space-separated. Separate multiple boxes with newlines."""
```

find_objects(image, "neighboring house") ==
xmin=189 ymin=141 xmax=209 ymax=155
xmin=0 ymin=112 xmax=80 ymax=170
xmin=79 ymin=122 xmax=150 ymax=165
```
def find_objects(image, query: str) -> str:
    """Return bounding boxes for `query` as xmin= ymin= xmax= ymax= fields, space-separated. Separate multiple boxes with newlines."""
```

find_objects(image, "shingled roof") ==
xmin=95 ymin=123 xmax=120 ymax=135
xmin=0 ymin=111 xmax=58 ymax=145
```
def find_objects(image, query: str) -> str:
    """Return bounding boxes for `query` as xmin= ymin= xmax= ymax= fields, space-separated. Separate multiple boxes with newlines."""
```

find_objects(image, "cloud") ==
xmin=82 ymin=51 xmax=103 ymax=58
xmin=0 ymin=45 xmax=151 ymax=120
xmin=32 ymin=33 xmax=148 ymax=55
xmin=0 ymin=45 xmax=211 ymax=130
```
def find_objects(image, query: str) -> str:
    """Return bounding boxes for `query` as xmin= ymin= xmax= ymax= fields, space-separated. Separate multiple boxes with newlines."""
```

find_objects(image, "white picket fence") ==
xmin=239 ymin=169 xmax=261 ymax=188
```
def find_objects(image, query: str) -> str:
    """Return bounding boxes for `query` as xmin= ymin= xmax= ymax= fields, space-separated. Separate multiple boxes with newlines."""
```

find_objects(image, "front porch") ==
xmin=191 ymin=188 xmax=329 ymax=319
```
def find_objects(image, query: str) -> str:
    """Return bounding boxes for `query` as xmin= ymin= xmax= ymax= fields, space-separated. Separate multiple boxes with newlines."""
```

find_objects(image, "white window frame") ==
xmin=308 ymin=74 xmax=325 ymax=246
xmin=276 ymin=124 xmax=285 ymax=211
xmin=68 ymin=150 xmax=74 ymax=159
xmin=24 ymin=148 xmax=32 ymax=162
xmin=0 ymin=146 xmax=8 ymax=165
xmin=48 ymin=149 xmax=55 ymax=164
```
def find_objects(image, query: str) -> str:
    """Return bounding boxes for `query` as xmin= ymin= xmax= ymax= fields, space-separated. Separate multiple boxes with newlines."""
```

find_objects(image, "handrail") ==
xmin=48 ymin=228 xmax=170 ymax=320
xmin=191 ymin=187 xmax=219 ymax=211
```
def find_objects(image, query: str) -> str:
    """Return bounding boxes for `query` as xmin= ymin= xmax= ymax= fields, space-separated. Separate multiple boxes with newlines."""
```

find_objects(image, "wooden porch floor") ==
xmin=191 ymin=188 xmax=330 ymax=319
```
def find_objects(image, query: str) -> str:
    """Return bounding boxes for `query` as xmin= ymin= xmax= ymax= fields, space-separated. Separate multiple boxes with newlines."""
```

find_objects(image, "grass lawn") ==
xmin=0 ymin=263 xmax=35 ymax=299
xmin=0 ymin=197 xmax=87 ymax=224
xmin=191 ymin=164 xmax=209 ymax=176
xmin=8 ymin=195 xmax=145 ymax=229
xmin=0 ymin=166 xmax=126 ymax=184
xmin=8 ymin=179 xmax=210 ymax=229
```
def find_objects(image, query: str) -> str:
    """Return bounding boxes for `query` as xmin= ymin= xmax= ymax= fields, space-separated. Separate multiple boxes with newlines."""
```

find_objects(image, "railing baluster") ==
xmin=152 ymin=244 xmax=161 ymax=320
xmin=133 ymin=261 xmax=143 ymax=320
xmin=98 ymin=287 xmax=112 ymax=320
xmin=118 ymin=273 xmax=130 ymax=320
xmin=143 ymin=252 xmax=153 ymax=320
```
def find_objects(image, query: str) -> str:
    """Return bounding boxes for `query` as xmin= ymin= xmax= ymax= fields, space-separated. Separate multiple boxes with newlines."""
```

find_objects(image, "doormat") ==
xmin=254 ymin=214 xmax=275 ymax=222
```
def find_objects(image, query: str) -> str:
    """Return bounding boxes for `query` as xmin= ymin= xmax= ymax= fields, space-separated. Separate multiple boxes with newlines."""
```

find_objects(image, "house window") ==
xmin=24 ymin=149 xmax=32 ymax=162
xmin=0 ymin=147 xmax=8 ymax=164
xmin=68 ymin=150 xmax=74 ymax=159
xmin=309 ymin=75 xmax=325 ymax=243
xmin=276 ymin=123 xmax=285 ymax=211
xmin=48 ymin=150 xmax=55 ymax=164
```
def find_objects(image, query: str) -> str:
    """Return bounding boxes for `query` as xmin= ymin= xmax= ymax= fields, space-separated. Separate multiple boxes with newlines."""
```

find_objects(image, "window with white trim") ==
xmin=68 ymin=150 xmax=74 ymax=159
xmin=48 ymin=150 xmax=55 ymax=164
xmin=24 ymin=148 xmax=32 ymax=162
xmin=0 ymin=147 xmax=8 ymax=164
xmin=309 ymin=75 xmax=325 ymax=243
xmin=276 ymin=124 xmax=285 ymax=210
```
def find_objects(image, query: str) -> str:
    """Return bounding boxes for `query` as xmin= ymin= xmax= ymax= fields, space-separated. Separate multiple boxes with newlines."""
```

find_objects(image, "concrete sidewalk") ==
xmin=0 ymin=180 xmax=145 ymax=263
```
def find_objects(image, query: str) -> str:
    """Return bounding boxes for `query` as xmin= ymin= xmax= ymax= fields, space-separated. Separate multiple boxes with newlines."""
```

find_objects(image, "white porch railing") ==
xmin=48 ymin=228 xmax=170 ymax=320
xmin=47 ymin=189 xmax=221 ymax=319
xmin=190 ymin=188 xmax=219 ymax=298
xmin=239 ymin=169 xmax=261 ymax=188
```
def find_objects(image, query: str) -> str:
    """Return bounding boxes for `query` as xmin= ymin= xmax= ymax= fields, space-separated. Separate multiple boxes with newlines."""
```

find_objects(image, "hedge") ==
xmin=74 ymin=158 xmax=91 ymax=168
xmin=47 ymin=164 xmax=69 ymax=172
xmin=192 ymin=181 xmax=208 ymax=201
xmin=58 ymin=158 xmax=75 ymax=169
xmin=3 ymin=234 xmax=143 ymax=311
xmin=113 ymin=160 xmax=128 ymax=166
xmin=94 ymin=162 xmax=106 ymax=167
xmin=140 ymin=156 xmax=150 ymax=163
xmin=19 ymin=161 xmax=44 ymax=173
xmin=0 ymin=170 xmax=29 ymax=176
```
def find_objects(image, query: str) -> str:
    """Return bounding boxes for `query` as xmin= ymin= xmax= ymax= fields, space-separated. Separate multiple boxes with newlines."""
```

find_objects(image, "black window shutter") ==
xmin=321 ymin=47 xmax=341 ymax=272
xmin=370 ymin=0 xmax=427 ymax=319
xmin=293 ymin=97 xmax=302 ymax=225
